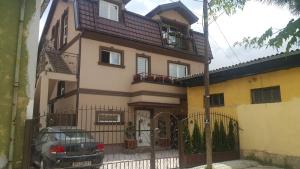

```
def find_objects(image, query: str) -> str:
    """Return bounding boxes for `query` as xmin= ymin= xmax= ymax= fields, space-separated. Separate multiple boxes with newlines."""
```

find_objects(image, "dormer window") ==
xmin=162 ymin=23 xmax=185 ymax=49
xmin=99 ymin=0 xmax=119 ymax=22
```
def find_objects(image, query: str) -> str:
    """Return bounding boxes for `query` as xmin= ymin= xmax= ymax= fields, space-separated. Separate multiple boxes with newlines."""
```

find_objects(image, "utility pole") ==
xmin=203 ymin=0 xmax=213 ymax=168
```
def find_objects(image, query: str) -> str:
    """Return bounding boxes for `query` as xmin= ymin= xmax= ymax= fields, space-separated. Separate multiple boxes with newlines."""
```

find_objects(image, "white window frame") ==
xmin=99 ymin=0 xmax=119 ymax=22
xmin=63 ymin=14 xmax=68 ymax=44
xmin=137 ymin=56 xmax=149 ymax=75
xmin=96 ymin=112 xmax=122 ymax=124
xmin=169 ymin=63 xmax=188 ymax=78
xmin=101 ymin=50 xmax=122 ymax=66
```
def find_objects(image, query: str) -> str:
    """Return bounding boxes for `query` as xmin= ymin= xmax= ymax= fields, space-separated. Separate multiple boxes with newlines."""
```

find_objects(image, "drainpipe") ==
xmin=8 ymin=0 xmax=26 ymax=169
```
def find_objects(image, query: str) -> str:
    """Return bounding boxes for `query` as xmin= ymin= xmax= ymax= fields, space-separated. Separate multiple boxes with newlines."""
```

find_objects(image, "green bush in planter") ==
xmin=227 ymin=119 xmax=236 ymax=151
xmin=192 ymin=122 xmax=202 ymax=153
xmin=183 ymin=125 xmax=193 ymax=154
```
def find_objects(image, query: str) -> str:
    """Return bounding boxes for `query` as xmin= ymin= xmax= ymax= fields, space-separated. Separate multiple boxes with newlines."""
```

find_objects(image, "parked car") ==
xmin=32 ymin=126 xmax=104 ymax=169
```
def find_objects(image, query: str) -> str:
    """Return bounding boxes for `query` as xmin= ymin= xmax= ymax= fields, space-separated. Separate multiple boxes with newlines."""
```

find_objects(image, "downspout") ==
xmin=8 ymin=0 xmax=26 ymax=169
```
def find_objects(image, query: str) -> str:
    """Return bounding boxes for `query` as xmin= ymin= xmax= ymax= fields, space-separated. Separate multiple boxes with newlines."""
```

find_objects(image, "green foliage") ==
xmin=183 ymin=125 xmax=193 ymax=154
xmin=125 ymin=122 xmax=136 ymax=139
xmin=209 ymin=0 xmax=300 ymax=51
xmin=219 ymin=120 xmax=227 ymax=151
xmin=227 ymin=119 xmax=235 ymax=151
xmin=212 ymin=121 xmax=220 ymax=151
xmin=234 ymin=18 xmax=300 ymax=52
xmin=192 ymin=122 xmax=202 ymax=153
xmin=212 ymin=120 xmax=228 ymax=151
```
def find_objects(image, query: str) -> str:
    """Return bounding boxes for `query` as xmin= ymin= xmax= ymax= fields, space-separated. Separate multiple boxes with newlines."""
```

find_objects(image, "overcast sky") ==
xmin=40 ymin=0 xmax=298 ymax=70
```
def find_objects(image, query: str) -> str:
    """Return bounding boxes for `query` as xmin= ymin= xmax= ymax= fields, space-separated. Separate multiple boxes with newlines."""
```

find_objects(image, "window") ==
xmin=99 ymin=0 xmax=119 ymax=22
xmin=251 ymin=86 xmax=281 ymax=104
xmin=60 ymin=9 xmax=68 ymax=47
xmin=99 ymin=47 xmax=124 ymax=67
xmin=57 ymin=81 xmax=65 ymax=97
xmin=208 ymin=93 xmax=225 ymax=107
xmin=137 ymin=55 xmax=150 ymax=75
xmin=52 ymin=21 xmax=59 ymax=49
xmin=161 ymin=23 xmax=186 ymax=49
xmin=168 ymin=62 xmax=189 ymax=78
xmin=95 ymin=111 xmax=124 ymax=124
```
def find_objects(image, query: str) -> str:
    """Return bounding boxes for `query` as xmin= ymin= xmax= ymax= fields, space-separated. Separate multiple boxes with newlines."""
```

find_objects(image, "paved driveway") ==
xmin=191 ymin=160 xmax=283 ymax=169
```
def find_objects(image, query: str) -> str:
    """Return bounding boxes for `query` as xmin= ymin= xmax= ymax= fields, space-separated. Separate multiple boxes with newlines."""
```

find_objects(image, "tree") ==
xmin=212 ymin=121 xmax=220 ymax=151
xmin=209 ymin=0 xmax=300 ymax=51
xmin=219 ymin=120 xmax=227 ymax=151
xmin=227 ymin=119 xmax=236 ymax=151
xmin=192 ymin=122 xmax=202 ymax=153
xmin=183 ymin=125 xmax=193 ymax=154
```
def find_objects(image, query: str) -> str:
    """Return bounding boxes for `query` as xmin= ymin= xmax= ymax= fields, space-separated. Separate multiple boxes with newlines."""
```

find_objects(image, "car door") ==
xmin=33 ymin=129 xmax=49 ymax=159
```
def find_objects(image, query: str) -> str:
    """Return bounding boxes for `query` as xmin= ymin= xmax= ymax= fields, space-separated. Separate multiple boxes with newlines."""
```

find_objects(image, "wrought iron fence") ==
xmin=179 ymin=112 xmax=240 ymax=168
xmin=30 ymin=105 xmax=181 ymax=169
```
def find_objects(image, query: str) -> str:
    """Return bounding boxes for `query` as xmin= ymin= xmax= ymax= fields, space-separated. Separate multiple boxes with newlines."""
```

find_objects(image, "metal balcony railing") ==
xmin=133 ymin=73 xmax=182 ymax=85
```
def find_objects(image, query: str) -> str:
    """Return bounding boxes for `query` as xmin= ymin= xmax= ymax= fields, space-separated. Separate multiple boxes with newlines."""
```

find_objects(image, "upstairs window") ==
xmin=209 ymin=93 xmax=225 ymax=107
xmin=137 ymin=55 xmax=150 ymax=75
xmin=99 ymin=47 xmax=124 ymax=68
xmin=251 ymin=86 xmax=281 ymax=104
xmin=57 ymin=81 xmax=65 ymax=97
xmin=99 ymin=0 xmax=119 ymax=22
xmin=60 ymin=9 xmax=68 ymax=47
xmin=161 ymin=23 xmax=186 ymax=49
xmin=168 ymin=62 xmax=189 ymax=78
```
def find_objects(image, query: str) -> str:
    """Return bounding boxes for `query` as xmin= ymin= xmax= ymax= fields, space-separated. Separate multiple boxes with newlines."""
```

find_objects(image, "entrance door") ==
xmin=136 ymin=110 xmax=151 ymax=147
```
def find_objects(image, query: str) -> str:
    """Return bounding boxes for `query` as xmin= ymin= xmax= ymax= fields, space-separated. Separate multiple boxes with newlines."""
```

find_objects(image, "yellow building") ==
xmin=181 ymin=50 xmax=300 ymax=169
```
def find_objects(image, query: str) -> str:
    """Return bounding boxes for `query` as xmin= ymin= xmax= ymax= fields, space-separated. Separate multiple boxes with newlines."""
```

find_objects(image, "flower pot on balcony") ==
xmin=146 ymin=75 xmax=155 ymax=81
xmin=158 ymin=137 xmax=169 ymax=147
xmin=124 ymin=139 xmax=137 ymax=149
xmin=134 ymin=74 xmax=141 ymax=82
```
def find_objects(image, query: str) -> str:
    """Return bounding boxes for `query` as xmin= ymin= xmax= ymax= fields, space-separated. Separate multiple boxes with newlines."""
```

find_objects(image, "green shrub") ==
xmin=212 ymin=121 xmax=220 ymax=151
xmin=219 ymin=120 xmax=227 ymax=151
xmin=227 ymin=119 xmax=235 ymax=151
xmin=183 ymin=125 xmax=193 ymax=154
xmin=192 ymin=122 xmax=202 ymax=153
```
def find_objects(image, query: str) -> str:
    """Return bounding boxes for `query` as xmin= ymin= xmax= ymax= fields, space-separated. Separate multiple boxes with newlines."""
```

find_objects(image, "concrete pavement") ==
xmin=191 ymin=160 xmax=284 ymax=169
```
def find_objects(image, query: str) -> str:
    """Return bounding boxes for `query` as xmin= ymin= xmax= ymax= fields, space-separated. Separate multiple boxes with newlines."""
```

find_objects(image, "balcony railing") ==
xmin=133 ymin=73 xmax=182 ymax=85
xmin=162 ymin=35 xmax=194 ymax=52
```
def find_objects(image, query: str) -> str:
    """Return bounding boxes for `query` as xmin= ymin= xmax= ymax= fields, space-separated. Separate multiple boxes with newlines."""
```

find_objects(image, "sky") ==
xmin=40 ymin=0 xmax=298 ymax=70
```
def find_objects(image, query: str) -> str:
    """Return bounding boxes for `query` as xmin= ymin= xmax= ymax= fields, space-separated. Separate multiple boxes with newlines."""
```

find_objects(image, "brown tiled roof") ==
xmin=191 ymin=31 xmax=213 ymax=59
xmin=75 ymin=0 xmax=211 ymax=58
xmin=47 ymin=51 xmax=72 ymax=74
xmin=77 ymin=0 xmax=162 ymax=46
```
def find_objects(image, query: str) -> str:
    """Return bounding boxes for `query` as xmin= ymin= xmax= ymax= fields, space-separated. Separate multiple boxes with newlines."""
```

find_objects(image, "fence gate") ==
xmin=178 ymin=112 xmax=240 ymax=168
xmin=28 ymin=106 xmax=182 ymax=169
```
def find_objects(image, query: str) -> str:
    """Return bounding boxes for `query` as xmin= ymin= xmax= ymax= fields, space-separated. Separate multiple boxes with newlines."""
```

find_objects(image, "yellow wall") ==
xmin=187 ymin=67 xmax=300 ymax=166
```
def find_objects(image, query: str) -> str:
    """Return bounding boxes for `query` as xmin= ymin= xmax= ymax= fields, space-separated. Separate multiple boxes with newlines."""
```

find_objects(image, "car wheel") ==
xmin=40 ymin=159 xmax=48 ymax=169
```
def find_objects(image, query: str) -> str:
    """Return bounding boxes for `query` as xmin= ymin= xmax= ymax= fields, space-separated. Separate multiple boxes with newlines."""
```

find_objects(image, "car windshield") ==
xmin=54 ymin=129 xmax=93 ymax=140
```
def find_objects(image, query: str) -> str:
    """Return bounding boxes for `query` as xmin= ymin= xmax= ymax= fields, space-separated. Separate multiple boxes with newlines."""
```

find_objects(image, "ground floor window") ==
xmin=251 ymin=86 xmax=281 ymax=104
xmin=95 ymin=110 xmax=124 ymax=125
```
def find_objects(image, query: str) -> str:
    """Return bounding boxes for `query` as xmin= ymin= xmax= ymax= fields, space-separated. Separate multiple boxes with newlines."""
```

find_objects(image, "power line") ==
xmin=209 ymin=35 xmax=236 ymax=65
xmin=210 ymin=14 xmax=242 ymax=62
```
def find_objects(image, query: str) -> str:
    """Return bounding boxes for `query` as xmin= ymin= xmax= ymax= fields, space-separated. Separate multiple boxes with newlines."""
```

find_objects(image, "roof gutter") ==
xmin=8 ymin=0 xmax=26 ymax=168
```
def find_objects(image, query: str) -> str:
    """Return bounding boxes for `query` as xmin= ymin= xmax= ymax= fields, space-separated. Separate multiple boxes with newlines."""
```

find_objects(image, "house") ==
xmin=180 ymin=50 xmax=300 ymax=169
xmin=35 ymin=0 xmax=211 ymax=147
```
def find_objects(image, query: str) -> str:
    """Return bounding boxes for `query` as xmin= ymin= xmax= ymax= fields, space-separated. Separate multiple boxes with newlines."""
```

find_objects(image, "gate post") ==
xmin=150 ymin=118 xmax=155 ymax=169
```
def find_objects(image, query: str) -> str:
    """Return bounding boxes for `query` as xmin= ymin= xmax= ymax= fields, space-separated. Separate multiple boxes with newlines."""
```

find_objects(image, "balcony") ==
xmin=133 ymin=73 xmax=182 ymax=86
xmin=163 ymin=35 xmax=194 ymax=51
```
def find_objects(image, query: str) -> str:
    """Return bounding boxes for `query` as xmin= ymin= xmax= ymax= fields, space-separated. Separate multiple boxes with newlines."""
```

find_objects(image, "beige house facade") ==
xmin=35 ymin=0 xmax=209 ymax=146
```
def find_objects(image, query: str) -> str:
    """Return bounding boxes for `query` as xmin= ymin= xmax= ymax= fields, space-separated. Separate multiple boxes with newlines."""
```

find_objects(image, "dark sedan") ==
xmin=32 ymin=126 xmax=104 ymax=169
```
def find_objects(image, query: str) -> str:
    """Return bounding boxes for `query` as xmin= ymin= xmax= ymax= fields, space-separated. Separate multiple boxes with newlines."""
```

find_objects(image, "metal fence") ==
xmin=24 ymin=106 xmax=240 ymax=169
